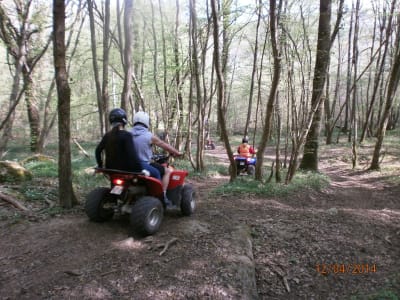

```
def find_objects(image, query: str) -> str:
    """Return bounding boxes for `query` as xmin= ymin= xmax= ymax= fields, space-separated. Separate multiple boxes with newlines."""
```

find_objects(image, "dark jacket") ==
xmin=95 ymin=127 xmax=142 ymax=172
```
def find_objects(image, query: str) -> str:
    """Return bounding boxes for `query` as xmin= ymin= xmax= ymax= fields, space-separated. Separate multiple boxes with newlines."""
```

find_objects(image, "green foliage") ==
xmin=19 ymin=180 xmax=58 ymax=203
xmin=366 ymin=290 xmax=398 ymax=300
xmin=20 ymin=185 xmax=45 ymax=201
xmin=213 ymin=170 xmax=330 ymax=198
xmin=24 ymin=160 xmax=58 ymax=178
xmin=351 ymin=282 xmax=400 ymax=300
xmin=0 ymin=212 xmax=23 ymax=224
xmin=40 ymin=206 xmax=65 ymax=217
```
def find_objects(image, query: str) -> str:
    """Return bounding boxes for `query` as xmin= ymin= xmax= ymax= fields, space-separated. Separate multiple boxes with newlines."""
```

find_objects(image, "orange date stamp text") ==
xmin=316 ymin=263 xmax=377 ymax=275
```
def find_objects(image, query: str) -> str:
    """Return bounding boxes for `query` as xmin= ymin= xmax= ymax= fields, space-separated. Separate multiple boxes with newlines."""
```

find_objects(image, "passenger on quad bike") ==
xmin=130 ymin=111 xmax=180 ymax=209
xmin=95 ymin=108 xmax=142 ymax=173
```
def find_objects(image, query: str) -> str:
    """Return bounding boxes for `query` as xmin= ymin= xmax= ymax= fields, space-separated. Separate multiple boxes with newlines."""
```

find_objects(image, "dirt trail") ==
xmin=0 ymin=146 xmax=399 ymax=299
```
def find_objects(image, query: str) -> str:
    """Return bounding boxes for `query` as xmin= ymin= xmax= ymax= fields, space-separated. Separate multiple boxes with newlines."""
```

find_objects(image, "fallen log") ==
xmin=0 ymin=191 xmax=29 ymax=211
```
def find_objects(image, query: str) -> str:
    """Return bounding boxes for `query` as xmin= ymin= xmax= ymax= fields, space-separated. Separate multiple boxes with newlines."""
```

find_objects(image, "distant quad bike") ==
xmin=204 ymin=139 xmax=215 ymax=150
xmin=229 ymin=155 xmax=256 ymax=176
xmin=85 ymin=155 xmax=195 ymax=236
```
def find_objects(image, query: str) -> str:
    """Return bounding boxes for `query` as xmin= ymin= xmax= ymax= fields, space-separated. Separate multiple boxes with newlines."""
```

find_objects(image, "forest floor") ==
xmin=0 ymin=143 xmax=399 ymax=299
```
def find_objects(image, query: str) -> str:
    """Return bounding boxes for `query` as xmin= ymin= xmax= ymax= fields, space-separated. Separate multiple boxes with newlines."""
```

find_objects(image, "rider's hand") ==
xmin=171 ymin=152 xmax=182 ymax=158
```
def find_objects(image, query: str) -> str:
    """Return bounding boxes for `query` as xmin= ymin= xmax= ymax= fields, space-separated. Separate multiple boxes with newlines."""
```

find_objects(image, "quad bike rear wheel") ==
xmin=130 ymin=196 xmax=164 ymax=236
xmin=247 ymin=165 xmax=255 ymax=175
xmin=181 ymin=184 xmax=195 ymax=216
xmin=85 ymin=187 xmax=115 ymax=222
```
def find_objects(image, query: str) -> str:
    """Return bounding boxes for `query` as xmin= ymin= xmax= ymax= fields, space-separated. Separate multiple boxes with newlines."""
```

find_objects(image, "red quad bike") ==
xmin=85 ymin=155 xmax=195 ymax=236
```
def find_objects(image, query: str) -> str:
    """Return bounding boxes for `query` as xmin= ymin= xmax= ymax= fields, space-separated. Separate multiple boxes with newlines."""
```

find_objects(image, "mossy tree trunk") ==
xmin=299 ymin=0 xmax=332 ymax=171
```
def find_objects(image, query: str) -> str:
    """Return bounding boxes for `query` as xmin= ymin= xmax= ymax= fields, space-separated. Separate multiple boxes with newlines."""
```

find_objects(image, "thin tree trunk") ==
xmin=275 ymin=91 xmax=282 ymax=182
xmin=121 ymin=0 xmax=133 ymax=111
xmin=370 ymin=0 xmax=399 ymax=170
xmin=255 ymin=0 xmax=282 ymax=181
xmin=39 ymin=7 xmax=85 ymax=152
xmin=244 ymin=0 xmax=262 ymax=137
xmin=87 ymin=0 xmax=104 ymax=135
xmin=102 ymin=0 xmax=111 ymax=133
xmin=174 ymin=0 xmax=184 ymax=151
xmin=351 ymin=0 xmax=360 ymax=169
xmin=360 ymin=3 xmax=391 ymax=142
xmin=53 ymin=0 xmax=77 ymax=208
xmin=210 ymin=0 xmax=236 ymax=182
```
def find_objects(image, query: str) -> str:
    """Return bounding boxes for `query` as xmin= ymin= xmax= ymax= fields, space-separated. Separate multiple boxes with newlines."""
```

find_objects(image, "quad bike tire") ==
xmin=130 ymin=196 xmax=164 ymax=236
xmin=85 ymin=187 xmax=115 ymax=222
xmin=181 ymin=184 xmax=195 ymax=216
xmin=247 ymin=165 xmax=255 ymax=175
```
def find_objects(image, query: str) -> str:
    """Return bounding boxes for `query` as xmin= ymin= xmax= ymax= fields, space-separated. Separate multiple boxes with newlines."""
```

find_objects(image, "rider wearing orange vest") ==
xmin=237 ymin=136 xmax=255 ymax=158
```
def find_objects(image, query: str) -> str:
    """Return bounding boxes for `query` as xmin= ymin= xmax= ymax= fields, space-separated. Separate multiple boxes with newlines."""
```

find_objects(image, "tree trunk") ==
xmin=370 ymin=0 xmax=400 ymax=170
xmin=174 ymin=0 xmax=184 ymax=151
xmin=299 ymin=0 xmax=332 ymax=171
xmin=360 ymin=2 xmax=392 ymax=143
xmin=53 ymin=0 xmax=77 ymax=208
xmin=210 ymin=0 xmax=236 ymax=182
xmin=275 ymin=92 xmax=282 ymax=183
xmin=0 ymin=56 xmax=23 ymax=156
xmin=87 ymin=0 xmax=105 ymax=135
xmin=255 ymin=0 xmax=282 ymax=181
xmin=102 ymin=0 xmax=111 ymax=133
xmin=189 ymin=0 xmax=206 ymax=172
xmin=243 ymin=0 xmax=262 ymax=137
xmin=23 ymin=70 xmax=41 ymax=153
xmin=0 ymin=1 xmax=49 ymax=155
xmin=351 ymin=0 xmax=360 ymax=169
xmin=121 ymin=0 xmax=133 ymax=111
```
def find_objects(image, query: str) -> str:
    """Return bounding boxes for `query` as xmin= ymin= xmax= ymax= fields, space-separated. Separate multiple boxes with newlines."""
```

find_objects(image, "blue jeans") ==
xmin=141 ymin=163 xmax=161 ymax=180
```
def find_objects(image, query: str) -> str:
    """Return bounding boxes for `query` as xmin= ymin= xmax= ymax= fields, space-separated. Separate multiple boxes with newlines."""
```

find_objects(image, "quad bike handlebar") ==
xmin=152 ymin=153 xmax=182 ymax=165
xmin=152 ymin=154 xmax=170 ymax=164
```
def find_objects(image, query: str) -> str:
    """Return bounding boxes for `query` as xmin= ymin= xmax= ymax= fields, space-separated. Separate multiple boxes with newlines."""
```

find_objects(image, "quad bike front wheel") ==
xmin=130 ymin=196 xmax=164 ymax=236
xmin=85 ymin=187 xmax=115 ymax=222
xmin=181 ymin=184 xmax=195 ymax=216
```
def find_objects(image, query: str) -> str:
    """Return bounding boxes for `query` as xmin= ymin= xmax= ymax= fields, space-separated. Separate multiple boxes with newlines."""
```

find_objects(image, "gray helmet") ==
xmin=109 ymin=108 xmax=127 ymax=125
xmin=133 ymin=111 xmax=150 ymax=128
xmin=242 ymin=136 xmax=249 ymax=143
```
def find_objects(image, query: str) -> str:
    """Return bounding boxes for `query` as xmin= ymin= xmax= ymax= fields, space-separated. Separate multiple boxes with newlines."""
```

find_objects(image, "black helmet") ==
xmin=109 ymin=108 xmax=127 ymax=125
xmin=242 ymin=136 xmax=248 ymax=143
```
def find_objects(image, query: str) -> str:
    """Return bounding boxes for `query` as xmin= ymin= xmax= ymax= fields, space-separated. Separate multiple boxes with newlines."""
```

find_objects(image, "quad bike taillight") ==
xmin=112 ymin=178 xmax=124 ymax=186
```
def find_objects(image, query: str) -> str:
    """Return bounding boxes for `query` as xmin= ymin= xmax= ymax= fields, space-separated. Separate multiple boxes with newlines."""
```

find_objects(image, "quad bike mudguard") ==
xmin=95 ymin=168 xmax=164 ymax=198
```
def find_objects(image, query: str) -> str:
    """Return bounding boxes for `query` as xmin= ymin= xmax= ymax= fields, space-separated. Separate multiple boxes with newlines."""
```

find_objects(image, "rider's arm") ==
xmin=151 ymin=135 xmax=180 ymax=156
xmin=95 ymin=137 xmax=106 ymax=168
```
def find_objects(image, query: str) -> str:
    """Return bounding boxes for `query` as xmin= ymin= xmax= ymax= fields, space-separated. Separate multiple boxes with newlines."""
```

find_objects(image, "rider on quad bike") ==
xmin=237 ymin=136 xmax=256 ymax=158
xmin=130 ymin=111 xmax=181 ymax=209
xmin=95 ymin=108 xmax=142 ymax=173
xmin=232 ymin=136 xmax=257 ymax=176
